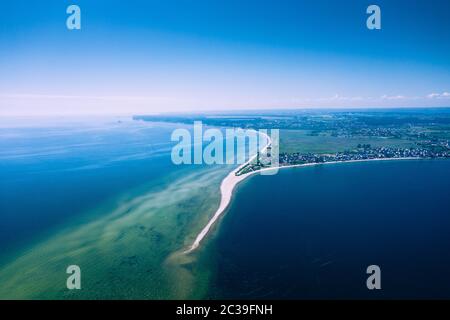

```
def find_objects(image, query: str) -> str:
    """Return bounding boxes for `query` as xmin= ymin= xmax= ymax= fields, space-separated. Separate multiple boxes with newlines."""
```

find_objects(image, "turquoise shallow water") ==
xmin=208 ymin=159 xmax=450 ymax=299
xmin=0 ymin=117 xmax=245 ymax=299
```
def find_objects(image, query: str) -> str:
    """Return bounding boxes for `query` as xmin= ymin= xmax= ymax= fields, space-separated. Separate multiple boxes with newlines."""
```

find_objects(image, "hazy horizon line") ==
xmin=2 ymin=105 xmax=450 ymax=119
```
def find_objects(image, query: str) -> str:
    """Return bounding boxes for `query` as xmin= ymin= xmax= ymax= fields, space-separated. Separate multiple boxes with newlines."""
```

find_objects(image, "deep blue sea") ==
xmin=0 ymin=117 xmax=188 ymax=262
xmin=210 ymin=159 xmax=450 ymax=299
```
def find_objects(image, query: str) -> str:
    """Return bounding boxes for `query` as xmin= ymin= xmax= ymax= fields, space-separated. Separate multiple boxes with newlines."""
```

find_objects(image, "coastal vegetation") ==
xmin=137 ymin=109 xmax=450 ymax=175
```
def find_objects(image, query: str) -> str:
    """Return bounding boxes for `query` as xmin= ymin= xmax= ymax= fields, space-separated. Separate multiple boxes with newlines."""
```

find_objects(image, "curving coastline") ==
xmin=184 ymin=131 xmax=272 ymax=253
xmin=184 ymin=144 xmax=421 ymax=253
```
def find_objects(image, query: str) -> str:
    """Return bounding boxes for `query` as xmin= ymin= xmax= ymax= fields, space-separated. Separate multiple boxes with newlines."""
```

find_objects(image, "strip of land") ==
xmin=184 ymin=131 xmax=272 ymax=253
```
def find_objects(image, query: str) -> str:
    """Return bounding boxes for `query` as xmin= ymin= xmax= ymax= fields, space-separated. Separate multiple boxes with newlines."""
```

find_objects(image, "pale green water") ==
xmin=0 ymin=117 xmax=232 ymax=299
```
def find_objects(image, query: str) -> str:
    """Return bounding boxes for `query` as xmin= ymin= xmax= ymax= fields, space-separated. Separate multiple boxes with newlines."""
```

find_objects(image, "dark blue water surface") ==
xmin=211 ymin=160 xmax=450 ymax=299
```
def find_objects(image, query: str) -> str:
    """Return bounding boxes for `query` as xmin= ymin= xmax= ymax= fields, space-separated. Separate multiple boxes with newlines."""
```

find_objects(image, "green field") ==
xmin=280 ymin=130 xmax=417 ymax=154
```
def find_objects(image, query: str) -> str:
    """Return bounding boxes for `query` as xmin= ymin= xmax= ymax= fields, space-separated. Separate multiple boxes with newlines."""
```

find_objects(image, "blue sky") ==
xmin=1 ymin=0 xmax=449 ymax=115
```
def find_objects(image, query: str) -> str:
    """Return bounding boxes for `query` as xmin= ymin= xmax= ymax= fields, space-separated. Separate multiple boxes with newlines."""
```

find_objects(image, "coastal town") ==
xmin=237 ymin=141 xmax=450 ymax=176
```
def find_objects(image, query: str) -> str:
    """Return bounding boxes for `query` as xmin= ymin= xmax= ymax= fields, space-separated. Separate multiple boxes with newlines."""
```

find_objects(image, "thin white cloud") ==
xmin=427 ymin=92 xmax=450 ymax=99
xmin=311 ymin=94 xmax=366 ymax=102
xmin=380 ymin=94 xmax=407 ymax=100
xmin=0 ymin=93 xmax=177 ymax=102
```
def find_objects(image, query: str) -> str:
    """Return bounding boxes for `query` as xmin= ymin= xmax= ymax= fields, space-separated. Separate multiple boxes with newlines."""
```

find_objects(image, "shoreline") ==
xmin=185 ymin=151 xmax=424 ymax=253
xmin=184 ymin=131 xmax=272 ymax=253
xmin=258 ymin=156 xmax=422 ymax=174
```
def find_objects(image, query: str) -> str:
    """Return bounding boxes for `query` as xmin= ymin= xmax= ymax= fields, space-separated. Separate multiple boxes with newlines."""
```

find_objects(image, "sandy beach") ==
xmin=184 ymin=131 xmax=272 ymax=253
